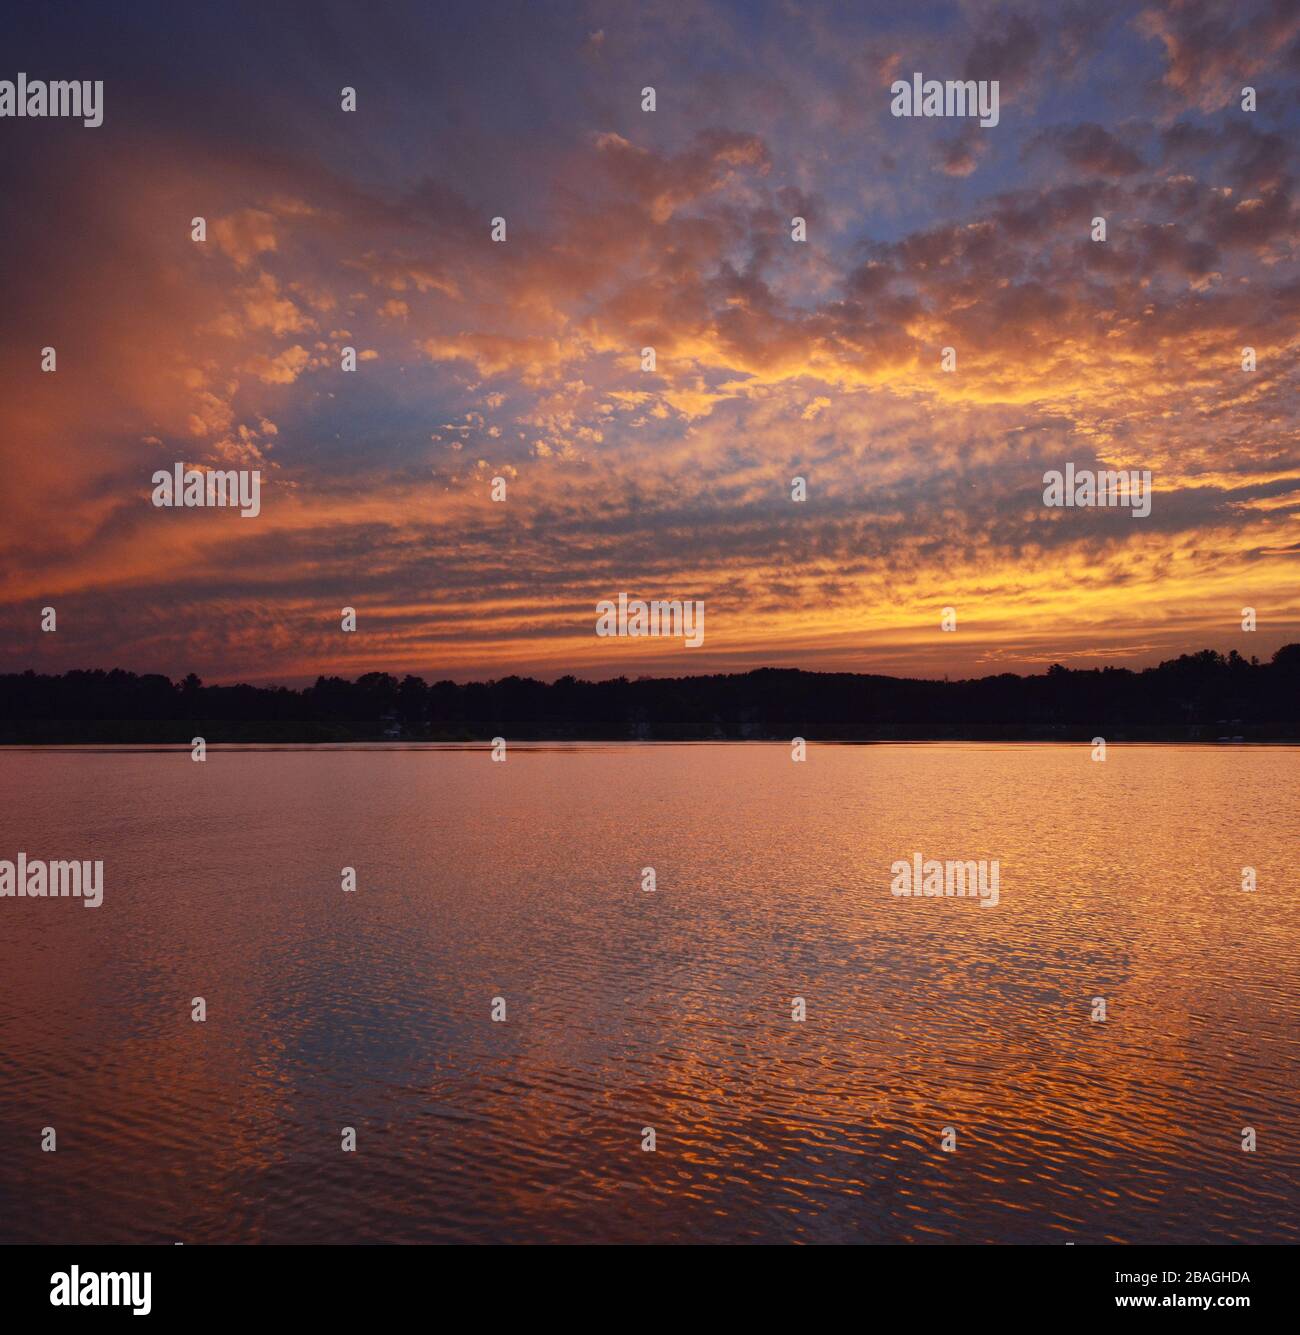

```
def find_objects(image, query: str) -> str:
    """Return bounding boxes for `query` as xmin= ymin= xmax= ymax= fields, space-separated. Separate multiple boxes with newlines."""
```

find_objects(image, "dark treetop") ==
xmin=2 ymin=646 xmax=1297 ymax=743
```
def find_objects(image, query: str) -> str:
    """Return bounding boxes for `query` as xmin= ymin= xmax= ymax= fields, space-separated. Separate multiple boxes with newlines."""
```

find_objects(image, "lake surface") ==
xmin=0 ymin=743 xmax=1296 ymax=1244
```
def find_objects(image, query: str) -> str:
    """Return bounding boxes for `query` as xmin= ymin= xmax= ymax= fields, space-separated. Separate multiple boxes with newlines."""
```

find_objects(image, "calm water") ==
xmin=0 ymin=744 xmax=1296 ymax=1244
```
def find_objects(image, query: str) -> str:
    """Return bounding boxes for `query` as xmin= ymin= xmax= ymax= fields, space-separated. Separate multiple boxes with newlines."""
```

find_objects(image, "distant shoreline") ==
xmin=4 ymin=718 xmax=1297 ymax=746
xmin=4 ymin=648 xmax=1296 ymax=744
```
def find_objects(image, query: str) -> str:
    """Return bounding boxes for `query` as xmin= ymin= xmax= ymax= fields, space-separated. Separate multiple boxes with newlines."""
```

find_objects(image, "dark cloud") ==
xmin=1032 ymin=123 xmax=1146 ymax=175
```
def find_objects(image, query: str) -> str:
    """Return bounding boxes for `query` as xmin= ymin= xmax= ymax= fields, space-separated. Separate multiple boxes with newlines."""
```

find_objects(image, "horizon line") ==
xmin=5 ymin=643 xmax=1293 ymax=691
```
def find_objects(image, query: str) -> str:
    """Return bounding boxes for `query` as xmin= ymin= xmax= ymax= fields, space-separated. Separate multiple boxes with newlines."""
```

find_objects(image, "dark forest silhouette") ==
xmin=2 ymin=645 xmax=1297 ymax=742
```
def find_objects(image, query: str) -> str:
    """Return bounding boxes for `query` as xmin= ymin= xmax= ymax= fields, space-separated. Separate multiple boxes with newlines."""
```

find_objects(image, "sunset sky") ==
xmin=2 ymin=0 xmax=1297 ymax=684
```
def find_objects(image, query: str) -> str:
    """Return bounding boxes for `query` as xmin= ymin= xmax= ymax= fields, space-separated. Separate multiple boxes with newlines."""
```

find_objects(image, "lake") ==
xmin=0 ymin=743 xmax=1296 ymax=1243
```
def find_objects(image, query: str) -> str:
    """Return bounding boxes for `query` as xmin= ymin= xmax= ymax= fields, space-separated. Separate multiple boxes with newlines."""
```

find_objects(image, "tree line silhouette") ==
xmin=2 ymin=645 xmax=1297 ymax=742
